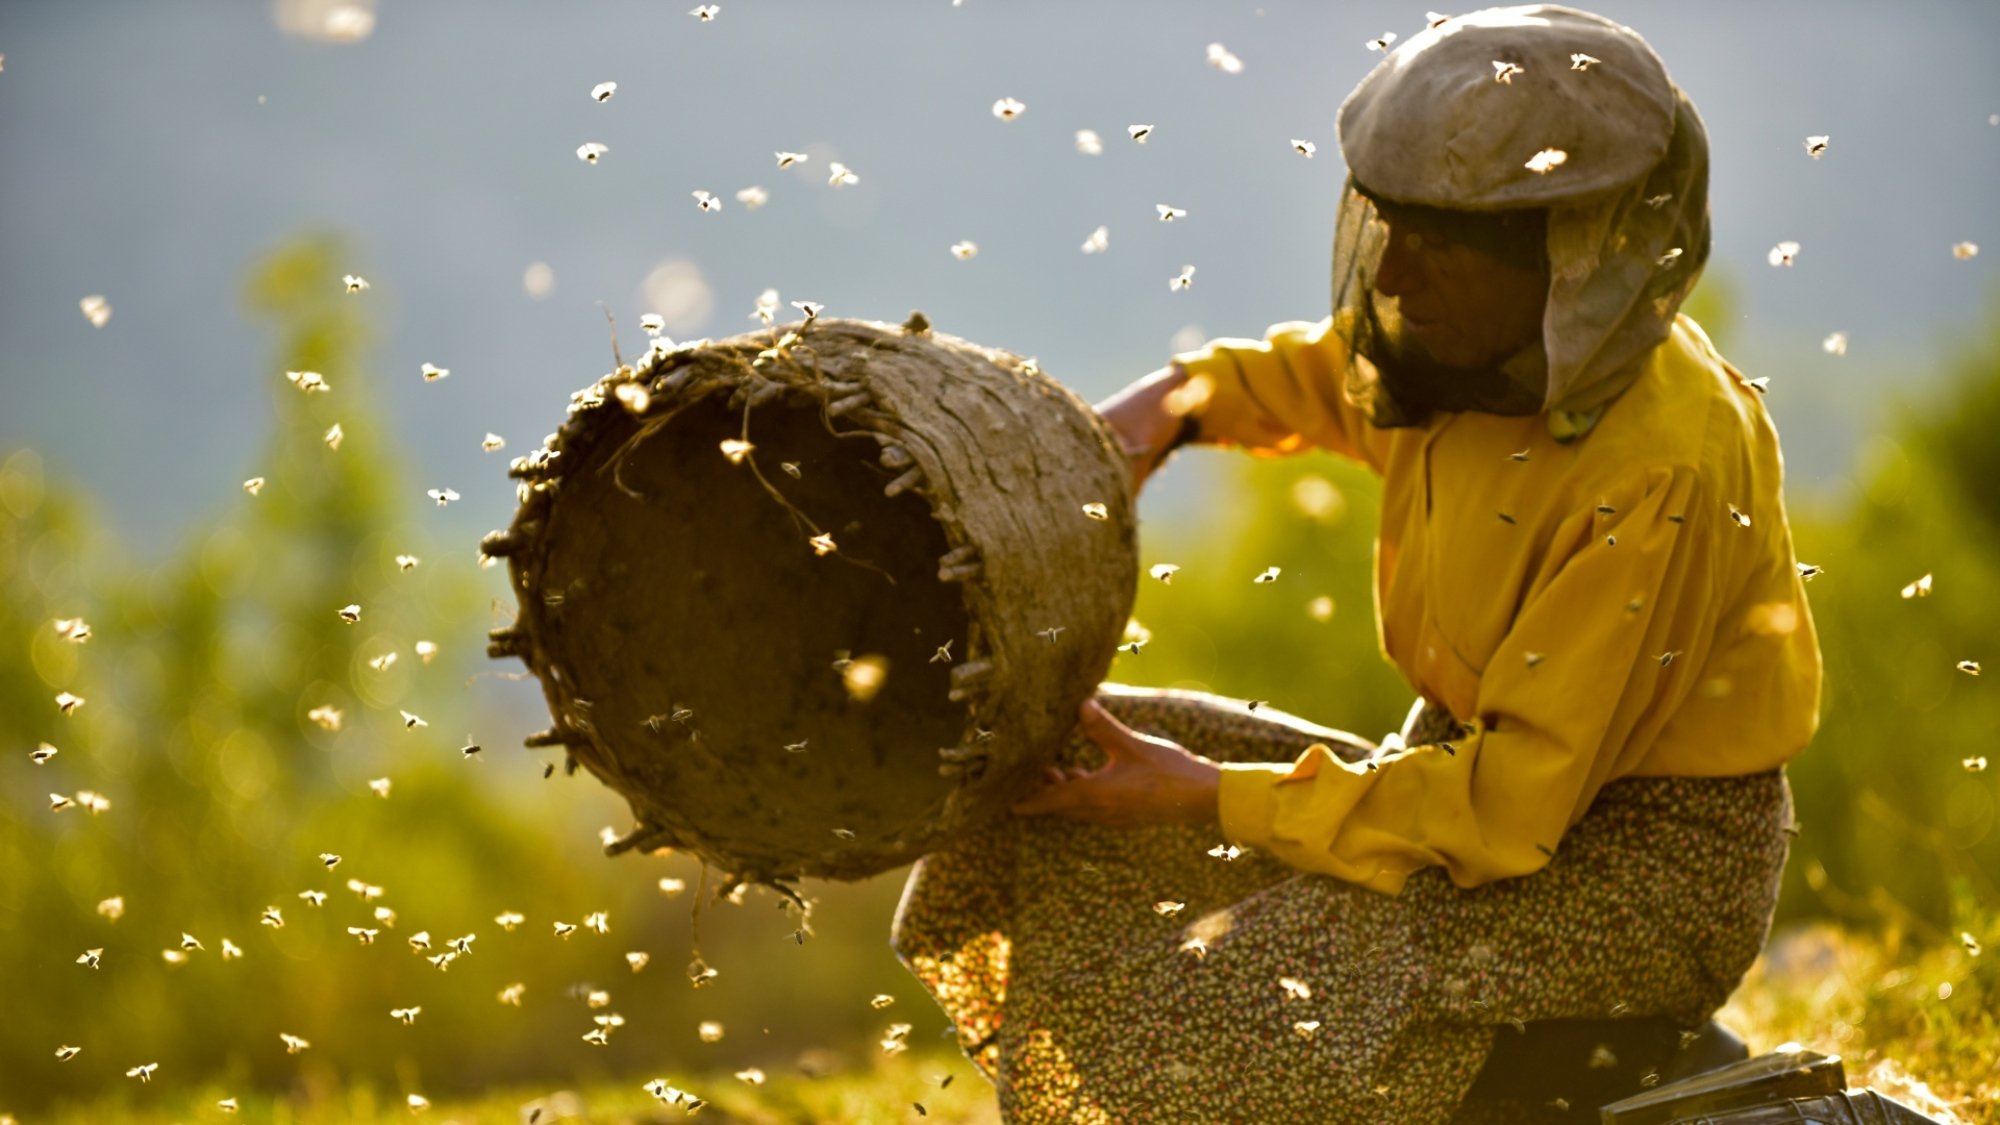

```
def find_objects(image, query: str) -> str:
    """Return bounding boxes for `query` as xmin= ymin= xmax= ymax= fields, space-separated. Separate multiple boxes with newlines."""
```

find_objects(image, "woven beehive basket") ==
xmin=484 ymin=314 xmax=1138 ymax=885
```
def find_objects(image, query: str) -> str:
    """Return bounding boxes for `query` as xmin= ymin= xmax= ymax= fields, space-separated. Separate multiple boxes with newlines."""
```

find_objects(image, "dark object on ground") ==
xmin=484 ymin=315 xmax=1137 ymax=885
xmin=1458 ymin=1025 xmax=1951 ymax=1123
xmin=1600 ymin=1046 xmax=1949 ymax=1123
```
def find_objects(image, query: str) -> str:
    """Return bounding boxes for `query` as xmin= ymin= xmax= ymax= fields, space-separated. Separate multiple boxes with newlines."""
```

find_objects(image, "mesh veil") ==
xmin=1332 ymin=89 xmax=1712 ymax=438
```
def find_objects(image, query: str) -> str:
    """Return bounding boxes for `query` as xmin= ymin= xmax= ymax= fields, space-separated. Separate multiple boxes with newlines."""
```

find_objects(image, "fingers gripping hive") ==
xmin=485 ymin=315 xmax=1138 ymax=884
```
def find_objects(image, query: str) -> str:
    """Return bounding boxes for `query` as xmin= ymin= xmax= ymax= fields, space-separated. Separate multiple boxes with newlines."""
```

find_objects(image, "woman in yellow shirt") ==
xmin=894 ymin=7 xmax=1820 ymax=1122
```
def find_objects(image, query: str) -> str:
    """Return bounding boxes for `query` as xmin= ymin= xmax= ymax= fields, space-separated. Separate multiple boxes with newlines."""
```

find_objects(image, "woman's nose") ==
xmin=1374 ymin=228 xmax=1425 ymax=299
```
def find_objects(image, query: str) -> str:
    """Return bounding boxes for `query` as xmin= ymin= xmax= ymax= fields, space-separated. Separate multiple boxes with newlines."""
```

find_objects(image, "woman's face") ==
xmin=1372 ymin=212 xmax=1549 ymax=370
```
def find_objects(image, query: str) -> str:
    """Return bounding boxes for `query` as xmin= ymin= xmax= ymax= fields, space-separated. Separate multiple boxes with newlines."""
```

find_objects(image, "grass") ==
xmin=17 ymin=920 xmax=1996 ymax=1124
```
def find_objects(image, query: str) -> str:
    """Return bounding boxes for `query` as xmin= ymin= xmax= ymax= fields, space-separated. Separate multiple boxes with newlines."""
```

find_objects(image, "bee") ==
xmin=1964 ymin=757 xmax=1988 ymax=773
xmin=737 ymin=1068 xmax=768 ymax=1085
xmin=930 ymin=640 xmax=954 ymax=664
xmin=426 ymin=487 xmax=460 ymax=506
xmin=626 ymin=951 xmax=651 ymax=972
xmin=261 ymin=906 xmax=286 ymax=928
xmin=368 ymin=777 xmax=391 ymax=798
xmin=286 ymin=369 xmax=330 ymax=394
xmin=368 ymin=651 xmax=398 ymax=671
xmin=337 ymin=604 xmax=361 ymax=624
xmin=1727 ymin=504 xmax=1752 ymax=528
xmin=783 ymin=740 xmax=808 ymax=753
xmin=324 ymin=422 xmax=344 ymax=449
xmin=576 ymin=142 xmax=608 ymax=164
xmin=1037 ymin=625 xmax=1066 ymax=644
xmin=347 ymin=926 xmax=379 ymax=945
xmin=1128 ymin=124 xmax=1153 ymax=143
xmin=460 ymin=739 xmax=482 ymax=759
xmin=1803 ymin=134 xmax=1830 ymax=159
xmin=1154 ymin=901 xmax=1186 ymax=916
xmin=690 ymin=4 xmax=719 ymax=20
xmin=1081 ymin=502 xmax=1109 ymax=520
xmin=407 ymin=1095 xmax=430 ymax=1112
xmin=590 ymin=81 xmax=617 ymax=103
xmin=991 ymin=97 xmax=1025 ymax=121
xmin=692 ymin=190 xmax=721 ymax=213
xmin=1657 ymin=651 xmax=1681 ymax=668
xmin=126 ymin=1063 xmax=159 ymax=1082
xmin=1150 ymin=563 xmax=1179 ymax=583
xmin=950 ymin=240 xmax=978 ymax=260
xmin=1208 ymin=843 xmax=1243 ymax=861
xmin=419 ymin=363 xmax=449 ymax=382
xmin=1081 ymin=225 xmax=1110 ymax=254
xmin=1181 ymin=936 xmax=1209 ymax=959
xmin=243 ymin=476 xmax=266 ymax=495
xmin=1901 ymin=573 xmax=1934 ymax=599
xmin=1291 ymin=138 xmax=1317 ymax=158
xmin=279 ymin=1033 xmax=311 ymax=1054
xmin=1156 ymin=203 xmax=1187 ymax=222
xmin=1524 ymin=148 xmax=1567 ymax=174
xmin=833 ymin=827 xmax=857 ymax=840
xmin=77 ymin=948 xmax=102 ymax=969
xmin=499 ymin=982 xmax=527 ymax=1006
xmin=1796 ymin=562 xmax=1824 ymax=581
xmin=1279 ymin=977 xmax=1313 ymax=1000
xmin=427 ymin=951 xmax=457 ymax=971
xmin=1366 ymin=32 xmax=1397 ymax=52
xmin=80 ymin=295 xmax=113 ymax=327
xmin=98 ymin=896 xmax=125 ymax=920
xmin=1492 ymin=60 xmax=1525 ymax=84
xmin=1075 ymin=130 xmax=1104 ymax=156
xmin=481 ymin=432 xmax=507 ymax=452
xmin=1206 ymin=42 xmax=1244 ymax=72
xmin=400 ymin=710 xmax=428 ymax=729
xmin=1254 ymin=566 xmax=1282 ymax=583
xmin=826 ymin=161 xmax=859 ymax=187
xmin=1497 ymin=512 xmax=1517 ymax=525
xmin=449 ymin=933 xmax=476 ymax=954
xmin=775 ymin=151 xmax=808 ymax=168
xmin=31 ymin=743 xmax=57 ymax=764
xmin=1767 ymin=241 xmax=1800 ymax=268
xmin=299 ymin=890 xmax=327 ymax=906
xmin=583 ymin=912 xmax=609 ymax=935
xmin=554 ymin=921 xmax=578 ymax=939
xmin=217 ymin=1097 xmax=238 ymax=1113
xmin=1953 ymin=242 xmax=1979 ymax=261
xmin=1958 ymin=661 xmax=1982 ymax=676
xmin=1169 ymin=265 xmax=1196 ymax=291
xmin=54 ymin=692 xmax=84 ymax=715
xmin=56 ymin=1045 xmax=81 ymax=1061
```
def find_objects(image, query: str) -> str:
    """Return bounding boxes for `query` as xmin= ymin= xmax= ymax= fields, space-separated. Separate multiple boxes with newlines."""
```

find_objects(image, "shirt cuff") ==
xmin=1217 ymin=761 xmax=1291 ymax=853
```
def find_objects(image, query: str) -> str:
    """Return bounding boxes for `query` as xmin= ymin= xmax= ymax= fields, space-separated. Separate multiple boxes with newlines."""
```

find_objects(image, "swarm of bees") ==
xmin=21 ymin=6 xmax=1995 ymax=1121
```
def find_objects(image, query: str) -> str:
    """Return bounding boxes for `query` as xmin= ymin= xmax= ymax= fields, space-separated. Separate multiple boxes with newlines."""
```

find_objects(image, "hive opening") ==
xmin=534 ymin=389 xmax=971 ymax=873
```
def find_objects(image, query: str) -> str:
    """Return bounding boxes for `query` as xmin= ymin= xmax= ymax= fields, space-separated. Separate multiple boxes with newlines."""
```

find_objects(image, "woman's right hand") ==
xmin=1093 ymin=363 xmax=1198 ymax=497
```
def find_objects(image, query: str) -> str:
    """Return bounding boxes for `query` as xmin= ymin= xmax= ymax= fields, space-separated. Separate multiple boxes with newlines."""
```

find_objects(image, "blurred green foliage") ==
xmin=0 ymin=237 xmax=942 ymax=1116
xmin=1 ymin=242 xmax=1995 ymax=1116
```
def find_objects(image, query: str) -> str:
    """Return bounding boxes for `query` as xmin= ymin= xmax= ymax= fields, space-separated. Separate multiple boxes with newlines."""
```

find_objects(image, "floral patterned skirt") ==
xmin=891 ymin=684 xmax=1792 ymax=1124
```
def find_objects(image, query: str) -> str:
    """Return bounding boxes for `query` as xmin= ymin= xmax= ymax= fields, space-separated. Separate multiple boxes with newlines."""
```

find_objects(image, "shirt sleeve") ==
xmin=1216 ymin=464 xmax=1718 ymax=894
xmin=1172 ymin=317 xmax=1384 ymax=471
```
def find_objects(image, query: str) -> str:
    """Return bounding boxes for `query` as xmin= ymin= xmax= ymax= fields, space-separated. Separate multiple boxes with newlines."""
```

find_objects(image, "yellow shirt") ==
xmin=1175 ymin=315 xmax=1821 ymax=895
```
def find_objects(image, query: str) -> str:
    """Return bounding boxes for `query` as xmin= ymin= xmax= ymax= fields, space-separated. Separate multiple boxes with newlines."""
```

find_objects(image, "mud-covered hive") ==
xmin=484 ymin=314 xmax=1138 ymax=884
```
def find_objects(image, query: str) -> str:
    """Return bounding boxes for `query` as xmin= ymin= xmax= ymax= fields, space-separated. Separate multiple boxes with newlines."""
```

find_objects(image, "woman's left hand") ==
xmin=1011 ymin=698 xmax=1223 ymax=827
